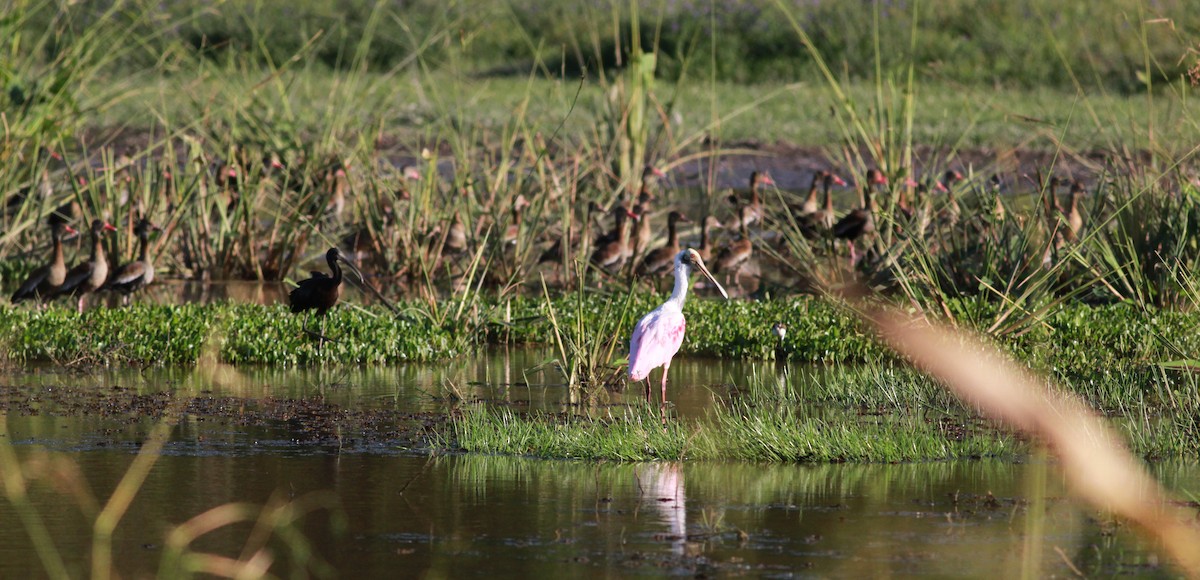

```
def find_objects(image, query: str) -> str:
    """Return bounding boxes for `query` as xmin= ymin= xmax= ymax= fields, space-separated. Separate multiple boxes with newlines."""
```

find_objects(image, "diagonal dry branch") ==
xmin=866 ymin=307 xmax=1200 ymax=576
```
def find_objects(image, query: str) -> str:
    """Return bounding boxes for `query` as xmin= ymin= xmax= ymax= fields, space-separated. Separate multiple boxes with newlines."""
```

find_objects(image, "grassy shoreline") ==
xmin=0 ymin=295 xmax=1196 ymax=370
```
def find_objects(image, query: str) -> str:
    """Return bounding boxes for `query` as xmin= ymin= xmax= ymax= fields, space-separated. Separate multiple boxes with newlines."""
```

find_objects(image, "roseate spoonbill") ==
xmin=52 ymin=219 xmax=117 ymax=312
xmin=726 ymin=171 xmax=774 ymax=229
xmin=637 ymin=211 xmax=691 ymax=277
xmin=628 ymin=248 xmax=729 ymax=405
xmin=11 ymin=220 xmax=77 ymax=304
xmin=834 ymin=169 xmax=886 ymax=266
xmin=103 ymin=218 xmax=161 ymax=303
xmin=694 ymin=215 xmax=723 ymax=263
xmin=289 ymin=247 xmax=364 ymax=343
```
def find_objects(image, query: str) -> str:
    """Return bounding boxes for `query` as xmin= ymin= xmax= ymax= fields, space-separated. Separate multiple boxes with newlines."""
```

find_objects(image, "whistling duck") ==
xmin=987 ymin=174 xmax=1007 ymax=222
xmin=1043 ymin=176 xmax=1064 ymax=223
xmin=103 ymin=218 xmax=161 ymax=303
xmin=538 ymin=201 xmax=603 ymax=269
xmin=795 ymin=170 xmax=846 ymax=218
xmin=502 ymin=195 xmax=530 ymax=246
xmin=727 ymin=171 xmax=775 ymax=229
xmin=590 ymin=207 xmax=637 ymax=273
xmin=637 ymin=210 xmax=692 ymax=277
xmin=695 ymin=215 xmax=723 ymax=263
xmin=797 ymin=171 xmax=824 ymax=216
xmin=289 ymin=247 xmax=365 ymax=343
xmin=715 ymin=205 xmax=754 ymax=284
xmin=834 ymin=169 xmax=886 ymax=265
xmin=801 ymin=171 xmax=844 ymax=238
xmin=595 ymin=202 xmax=633 ymax=248
xmin=630 ymin=202 xmax=655 ymax=264
xmin=11 ymin=220 xmax=78 ymax=304
xmin=52 ymin=219 xmax=117 ymax=312
xmin=936 ymin=170 xmax=965 ymax=227
xmin=1063 ymin=180 xmax=1085 ymax=242
xmin=326 ymin=162 xmax=350 ymax=221
xmin=636 ymin=165 xmax=667 ymax=203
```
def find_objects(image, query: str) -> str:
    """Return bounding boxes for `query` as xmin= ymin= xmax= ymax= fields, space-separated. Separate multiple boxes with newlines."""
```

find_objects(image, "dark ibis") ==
xmin=11 ymin=220 xmax=78 ymax=304
xmin=52 ymin=219 xmax=117 ymax=312
xmin=289 ymin=247 xmax=365 ymax=343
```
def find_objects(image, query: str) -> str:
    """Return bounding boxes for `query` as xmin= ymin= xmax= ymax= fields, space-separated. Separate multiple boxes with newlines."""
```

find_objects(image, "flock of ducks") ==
xmin=10 ymin=216 xmax=160 ymax=312
xmin=572 ymin=164 xmax=1095 ymax=295
xmin=6 ymin=149 xmax=1096 ymax=314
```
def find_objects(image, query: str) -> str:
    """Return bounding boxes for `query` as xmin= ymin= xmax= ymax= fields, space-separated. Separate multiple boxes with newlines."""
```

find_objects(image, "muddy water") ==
xmin=1 ymin=356 xmax=1196 ymax=577
xmin=0 ymin=442 xmax=1191 ymax=578
xmin=0 ymin=348 xmax=789 ymax=419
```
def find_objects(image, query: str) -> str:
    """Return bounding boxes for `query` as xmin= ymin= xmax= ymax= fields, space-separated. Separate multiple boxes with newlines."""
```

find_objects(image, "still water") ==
xmin=0 ymin=354 xmax=1193 ymax=577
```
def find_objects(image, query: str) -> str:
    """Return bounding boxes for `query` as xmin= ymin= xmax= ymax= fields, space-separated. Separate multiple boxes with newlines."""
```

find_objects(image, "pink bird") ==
xmin=628 ymin=248 xmax=729 ymax=405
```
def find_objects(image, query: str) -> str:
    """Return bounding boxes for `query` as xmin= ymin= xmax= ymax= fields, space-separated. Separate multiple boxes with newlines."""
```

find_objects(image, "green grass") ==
xmin=93 ymin=70 xmax=1200 ymax=153
xmin=444 ymin=402 xmax=1014 ymax=463
xmin=2 ymin=296 xmax=1199 ymax=383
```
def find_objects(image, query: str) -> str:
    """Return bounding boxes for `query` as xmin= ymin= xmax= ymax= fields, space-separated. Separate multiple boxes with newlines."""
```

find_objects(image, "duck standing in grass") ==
xmin=104 ymin=218 xmax=161 ymax=304
xmin=628 ymin=249 xmax=729 ymax=407
xmin=52 ymin=219 xmax=117 ymax=313
xmin=11 ymin=220 xmax=77 ymax=305
xmin=637 ymin=210 xmax=691 ymax=278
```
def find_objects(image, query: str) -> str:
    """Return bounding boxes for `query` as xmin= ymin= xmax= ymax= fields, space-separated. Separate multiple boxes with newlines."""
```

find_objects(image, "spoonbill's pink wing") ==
xmin=628 ymin=308 xmax=686 ymax=381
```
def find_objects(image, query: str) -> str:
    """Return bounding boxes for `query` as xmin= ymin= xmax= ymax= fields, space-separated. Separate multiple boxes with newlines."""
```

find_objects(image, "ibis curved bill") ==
xmin=628 ymin=248 xmax=728 ymax=406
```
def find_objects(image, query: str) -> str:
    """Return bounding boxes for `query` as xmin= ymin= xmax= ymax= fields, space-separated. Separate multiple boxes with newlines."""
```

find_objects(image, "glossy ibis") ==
xmin=289 ymin=247 xmax=365 ymax=344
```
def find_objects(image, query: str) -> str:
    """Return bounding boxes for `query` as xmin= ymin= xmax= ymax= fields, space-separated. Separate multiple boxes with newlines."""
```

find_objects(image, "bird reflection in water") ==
xmin=634 ymin=462 xmax=687 ymax=556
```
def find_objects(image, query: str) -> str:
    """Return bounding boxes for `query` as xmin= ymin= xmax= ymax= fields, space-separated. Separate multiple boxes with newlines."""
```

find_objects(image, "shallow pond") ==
xmin=0 ymin=355 xmax=1194 ymax=577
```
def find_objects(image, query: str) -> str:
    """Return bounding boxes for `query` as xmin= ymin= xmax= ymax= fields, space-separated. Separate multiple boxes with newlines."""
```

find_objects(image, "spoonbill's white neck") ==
xmin=666 ymin=260 xmax=691 ymax=309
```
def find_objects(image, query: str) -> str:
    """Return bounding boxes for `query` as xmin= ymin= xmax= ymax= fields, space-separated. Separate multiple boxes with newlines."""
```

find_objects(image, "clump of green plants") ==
xmin=446 ymin=402 xmax=1013 ymax=463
